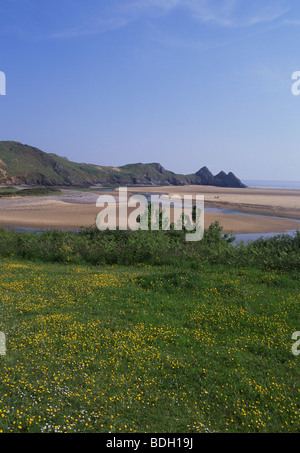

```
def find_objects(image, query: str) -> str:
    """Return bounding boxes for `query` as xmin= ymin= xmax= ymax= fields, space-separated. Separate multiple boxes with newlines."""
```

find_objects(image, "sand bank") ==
xmin=126 ymin=185 xmax=300 ymax=220
xmin=0 ymin=186 xmax=299 ymax=234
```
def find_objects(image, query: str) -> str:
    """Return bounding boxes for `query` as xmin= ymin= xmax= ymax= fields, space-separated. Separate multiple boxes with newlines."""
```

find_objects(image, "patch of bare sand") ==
xmin=0 ymin=200 xmax=99 ymax=230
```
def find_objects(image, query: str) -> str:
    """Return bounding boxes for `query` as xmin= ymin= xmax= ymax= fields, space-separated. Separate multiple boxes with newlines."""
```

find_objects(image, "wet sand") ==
xmin=0 ymin=186 xmax=299 ymax=234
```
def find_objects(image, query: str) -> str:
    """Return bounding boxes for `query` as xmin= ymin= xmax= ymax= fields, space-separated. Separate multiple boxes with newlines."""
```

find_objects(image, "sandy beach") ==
xmin=127 ymin=185 xmax=300 ymax=219
xmin=0 ymin=186 xmax=299 ymax=234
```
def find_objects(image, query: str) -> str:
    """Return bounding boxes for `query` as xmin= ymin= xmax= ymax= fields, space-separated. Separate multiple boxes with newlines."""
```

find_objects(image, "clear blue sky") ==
xmin=1 ymin=0 xmax=300 ymax=181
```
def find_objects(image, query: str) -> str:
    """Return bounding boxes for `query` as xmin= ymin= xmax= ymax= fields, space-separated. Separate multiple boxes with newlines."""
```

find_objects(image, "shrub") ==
xmin=0 ymin=224 xmax=299 ymax=270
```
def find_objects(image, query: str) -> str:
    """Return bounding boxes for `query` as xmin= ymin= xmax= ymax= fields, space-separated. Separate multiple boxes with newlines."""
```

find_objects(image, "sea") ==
xmin=243 ymin=180 xmax=300 ymax=189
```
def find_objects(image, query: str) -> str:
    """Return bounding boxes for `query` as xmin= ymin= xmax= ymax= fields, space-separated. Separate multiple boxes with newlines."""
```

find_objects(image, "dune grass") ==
xmin=0 ymin=187 xmax=61 ymax=197
xmin=0 ymin=255 xmax=299 ymax=433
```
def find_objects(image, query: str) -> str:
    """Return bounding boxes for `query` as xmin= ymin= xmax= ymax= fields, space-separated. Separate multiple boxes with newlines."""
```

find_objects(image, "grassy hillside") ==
xmin=0 ymin=141 xmax=112 ymax=186
xmin=0 ymin=141 xmax=246 ymax=188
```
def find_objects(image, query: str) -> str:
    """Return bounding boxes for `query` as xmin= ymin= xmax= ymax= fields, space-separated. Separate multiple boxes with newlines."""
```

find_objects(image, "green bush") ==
xmin=0 ymin=224 xmax=299 ymax=270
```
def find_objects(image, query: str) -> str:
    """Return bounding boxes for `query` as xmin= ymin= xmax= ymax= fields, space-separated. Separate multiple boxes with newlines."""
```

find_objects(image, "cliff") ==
xmin=0 ymin=141 xmax=247 ymax=188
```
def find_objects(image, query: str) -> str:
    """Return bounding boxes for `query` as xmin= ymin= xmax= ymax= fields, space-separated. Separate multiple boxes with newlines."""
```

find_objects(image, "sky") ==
xmin=1 ymin=0 xmax=300 ymax=181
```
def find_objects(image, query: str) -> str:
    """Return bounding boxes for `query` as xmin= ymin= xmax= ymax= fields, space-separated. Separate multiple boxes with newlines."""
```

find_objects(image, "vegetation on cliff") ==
xmin=0 ymin=141 xmax=246 ymax=188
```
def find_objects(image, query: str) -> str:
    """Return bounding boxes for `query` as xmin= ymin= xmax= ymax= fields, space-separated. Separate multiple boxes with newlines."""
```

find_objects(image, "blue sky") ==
xmin=1 ymin=0 xmax=300 ymax=181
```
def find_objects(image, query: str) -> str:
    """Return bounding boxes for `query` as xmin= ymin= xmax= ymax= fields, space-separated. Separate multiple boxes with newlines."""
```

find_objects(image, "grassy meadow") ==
xmin=0 ymin=224 xmax=299 ymax=433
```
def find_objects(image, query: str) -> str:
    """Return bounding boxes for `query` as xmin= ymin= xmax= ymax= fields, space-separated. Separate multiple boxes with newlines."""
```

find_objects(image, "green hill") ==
xmin=0 ymin=141 xmax=246 ymax=188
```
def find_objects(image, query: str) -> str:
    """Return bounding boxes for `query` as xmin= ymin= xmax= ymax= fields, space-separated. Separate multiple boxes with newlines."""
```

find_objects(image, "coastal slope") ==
xmin=0 ymin=141 xmax=246 ymax=188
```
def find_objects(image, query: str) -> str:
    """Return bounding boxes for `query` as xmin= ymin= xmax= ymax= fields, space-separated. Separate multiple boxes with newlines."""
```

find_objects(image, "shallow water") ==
xmin=232 ymin=230 xmax=299 ymax=244
xmin=204 ymin=206 xmax=300 ymax=243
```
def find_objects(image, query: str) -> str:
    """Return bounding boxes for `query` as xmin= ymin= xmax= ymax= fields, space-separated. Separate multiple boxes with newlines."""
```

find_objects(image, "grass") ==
xmin=0 ymin=187 xmax=62 ymax=197
xmin=0 ymin=187 xmax=18 ymax=195
xmin=0 ymin=256 xmax=299 ymax=433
